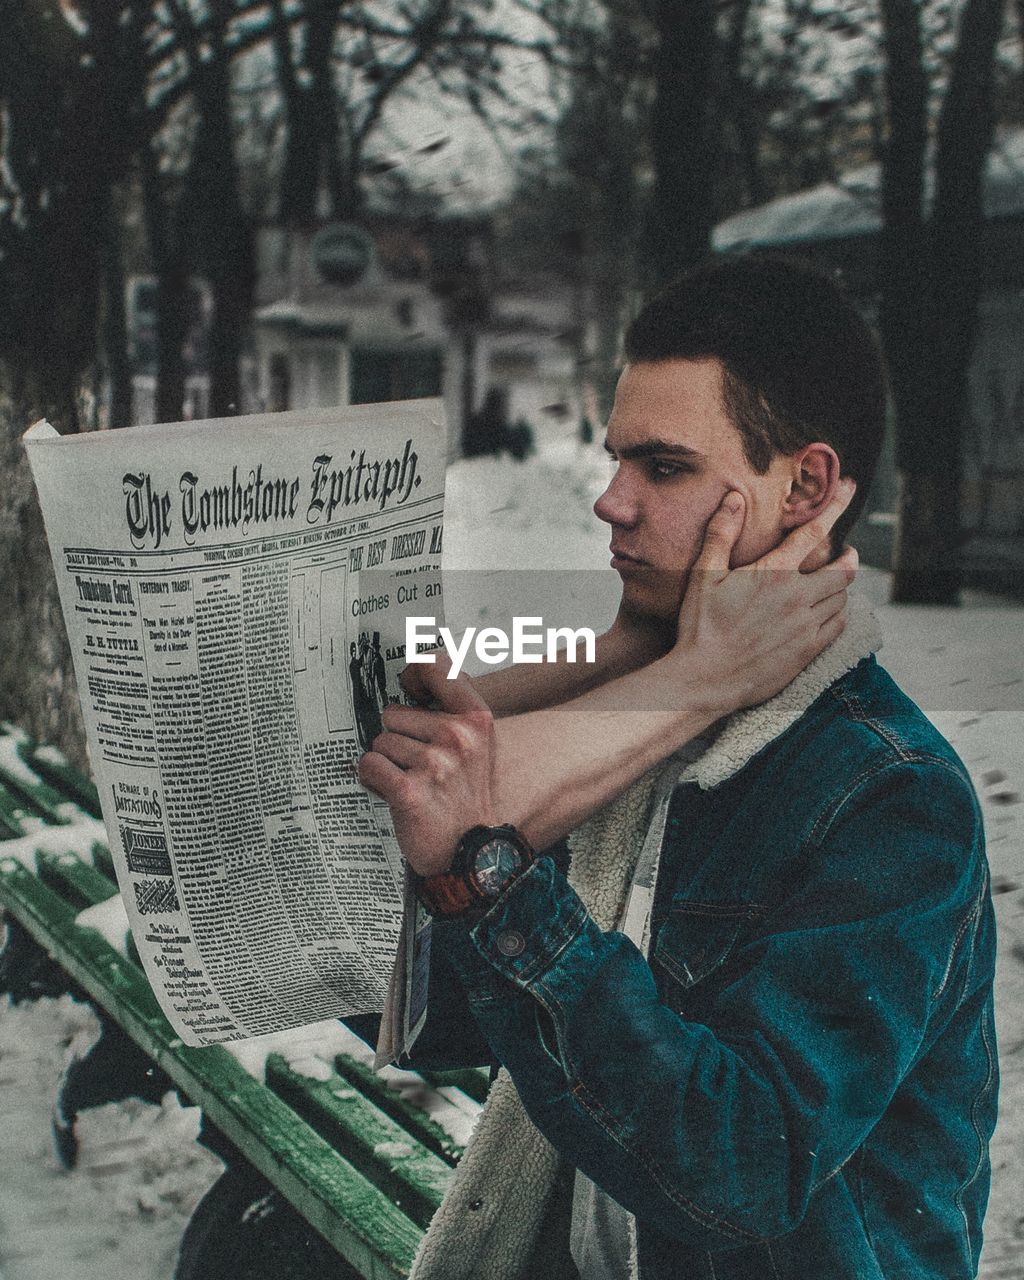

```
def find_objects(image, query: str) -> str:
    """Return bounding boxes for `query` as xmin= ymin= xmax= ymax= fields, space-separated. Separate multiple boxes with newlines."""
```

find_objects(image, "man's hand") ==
xmin=671 ymin=479 xmax=858 ymax=717
xmin=357 ymin=479 xmax=861 ymax=859
xmin=358 ymin=653 xmax=495 ymax=876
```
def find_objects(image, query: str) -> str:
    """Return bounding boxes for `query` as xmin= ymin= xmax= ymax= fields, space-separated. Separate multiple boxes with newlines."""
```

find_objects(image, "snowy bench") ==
xmin=0 ymin=723 xmax=484 ymax=1280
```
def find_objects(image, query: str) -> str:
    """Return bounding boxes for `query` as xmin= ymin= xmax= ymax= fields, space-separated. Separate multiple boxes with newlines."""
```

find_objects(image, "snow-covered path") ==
xmin=1 ymin=441 xmax=1021 ymax=1278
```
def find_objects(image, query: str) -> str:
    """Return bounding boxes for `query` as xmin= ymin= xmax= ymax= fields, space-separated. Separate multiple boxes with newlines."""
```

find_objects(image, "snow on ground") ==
xmin=1 ymin=438 xmax=1021 ymax=1278
xmin=0 ymin=996 xmax=223 ymax=1280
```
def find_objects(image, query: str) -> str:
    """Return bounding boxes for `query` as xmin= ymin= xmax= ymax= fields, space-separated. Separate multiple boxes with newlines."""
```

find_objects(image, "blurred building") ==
xmin=713 ymin=127 xmax=1024 ymax=589
xmin=123 ymin=215 xmax=580 ymax=459
xmin=248 ymin=217 xmax=578 ymax=458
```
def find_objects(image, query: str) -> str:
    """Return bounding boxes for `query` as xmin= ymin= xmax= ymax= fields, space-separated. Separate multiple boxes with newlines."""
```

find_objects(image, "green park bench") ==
xmin=0 ymin=722 xmax=487 ymax=1280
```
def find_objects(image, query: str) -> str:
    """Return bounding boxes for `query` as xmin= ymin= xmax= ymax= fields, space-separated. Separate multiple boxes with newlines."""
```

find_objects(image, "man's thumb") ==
xmin=693 ymin=491 xmax=745 ymax=577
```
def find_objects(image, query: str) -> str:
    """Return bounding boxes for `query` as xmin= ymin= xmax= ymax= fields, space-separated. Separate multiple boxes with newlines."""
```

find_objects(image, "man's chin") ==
xmin=617 ymin=573 xmax=686 ymax=627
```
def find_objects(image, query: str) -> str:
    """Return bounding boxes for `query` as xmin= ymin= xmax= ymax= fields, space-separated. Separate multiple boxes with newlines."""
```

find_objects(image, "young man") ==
xmin=358 ymin=257 xmax=997 ymax=1280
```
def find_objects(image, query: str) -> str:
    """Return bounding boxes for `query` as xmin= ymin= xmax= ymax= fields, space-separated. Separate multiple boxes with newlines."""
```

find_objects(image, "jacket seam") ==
xmin=805 ymin=758 xmax=897 ymax=846
xmin=484 ymin=898 xmax=587 ymax=987
xmin=830 ymin=679 xmax=934 ymax=761
xmin=933 ymin=893 xmax=983 ymax=1005
xmin=954 ymin=994 xmax=997 ymax=1263
xmin=529 ymin=993 xmax=570 ymax=1074
xmin=853 ymin=1145 xmax=882 ymax=1268
xmin=530 ymin=978 xmax=580 ymax=1079
xmin=569 ymin=1077 xmax=762 ymax=1244
xmin=833 ymin=689 xmax=915 ymax=758
xmin=806 ymin=753 xmax=972 ymax=849
xmin=655 ymin=903 xmax=767 ymax=987
xmin=667 ymin=902 xmax=768 ymax=919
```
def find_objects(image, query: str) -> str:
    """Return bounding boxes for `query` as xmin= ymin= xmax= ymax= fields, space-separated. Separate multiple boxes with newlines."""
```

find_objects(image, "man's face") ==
xmin=594 ymin=358 xmax=794 ymax=622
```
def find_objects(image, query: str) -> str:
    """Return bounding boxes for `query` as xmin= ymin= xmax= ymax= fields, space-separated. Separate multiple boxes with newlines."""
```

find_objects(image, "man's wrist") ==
xmin=652 ymin=648 xmax=725 ymax=731
xmin=417 ymin=824 xmax=537 ymax=919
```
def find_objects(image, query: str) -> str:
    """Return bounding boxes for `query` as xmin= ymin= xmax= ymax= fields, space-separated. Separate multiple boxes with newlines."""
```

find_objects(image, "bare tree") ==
xmin=0 ymin=0 xmax=147 ymax=761
xmin=644 ymin=0 xmax=719 ymax=283
xmin=881 ymin=0 xmax=1006 ymax=603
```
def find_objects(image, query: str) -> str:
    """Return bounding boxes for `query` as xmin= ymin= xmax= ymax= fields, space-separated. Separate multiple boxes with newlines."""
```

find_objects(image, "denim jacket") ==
xmin=402 ymin=656 xmax=997 ymax=1280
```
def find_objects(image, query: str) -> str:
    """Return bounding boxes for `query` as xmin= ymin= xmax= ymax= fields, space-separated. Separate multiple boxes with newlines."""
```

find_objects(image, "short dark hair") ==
xmin=624 ymin=253 xmax=887 ymax=550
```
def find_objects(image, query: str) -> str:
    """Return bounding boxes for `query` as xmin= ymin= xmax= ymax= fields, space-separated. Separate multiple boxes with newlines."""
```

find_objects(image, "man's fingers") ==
xmin=398 ymin=662 xmax=433 ymax=706
xmin=406 ymin=650 xmax=492 ymax=719
xmin=382 ymin=703 xmax=444 ymax=742
xmin=834 ymin=543 xmax=859 ymax=583
xmin=763 ymin=477 xmax=856 ymax=572
xmin=810 ymin=583 xmax=848 ymax=625
xmin=815 ymin=604 xmax=847 ymax=650
xmin=357 ymin=751 xmax=411 ymax=806
xmin=691 ymin=491 xmax=745 ymax=578
xmin=801 ymin=564 xmax=853 ymax=610
xmin=371 ymin=731 xmax=427 ymax=771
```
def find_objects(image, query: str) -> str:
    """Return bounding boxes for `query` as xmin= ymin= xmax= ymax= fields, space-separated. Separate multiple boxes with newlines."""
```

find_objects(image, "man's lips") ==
xmin=609 ymin=545 xmax=650 ymax=570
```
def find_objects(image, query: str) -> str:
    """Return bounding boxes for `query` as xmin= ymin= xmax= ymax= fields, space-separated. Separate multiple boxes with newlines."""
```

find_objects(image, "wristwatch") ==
xmin=417 ymin=824 xmax=537 ymax=920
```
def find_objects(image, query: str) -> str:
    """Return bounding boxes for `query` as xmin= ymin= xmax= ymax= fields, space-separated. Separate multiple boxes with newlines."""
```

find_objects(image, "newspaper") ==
xmin=23 ymin=400 xmax=444 ymax=1058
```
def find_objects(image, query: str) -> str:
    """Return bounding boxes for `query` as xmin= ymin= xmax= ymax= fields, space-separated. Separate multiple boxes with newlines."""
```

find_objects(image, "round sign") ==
xmin=312 ymin=223 xmax=374 ymax=286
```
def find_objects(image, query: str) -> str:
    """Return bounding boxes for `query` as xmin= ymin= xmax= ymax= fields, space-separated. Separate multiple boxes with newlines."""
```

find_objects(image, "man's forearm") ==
xmin=492 ymin=653 xmax=717 ymax=851
xmin=471 ymin=622 xmax=670 ymax=719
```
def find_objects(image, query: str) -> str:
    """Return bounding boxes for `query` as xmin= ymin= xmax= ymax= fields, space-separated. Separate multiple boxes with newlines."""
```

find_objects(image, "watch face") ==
xmin=472 ymin=837 xmax=523 ymax=899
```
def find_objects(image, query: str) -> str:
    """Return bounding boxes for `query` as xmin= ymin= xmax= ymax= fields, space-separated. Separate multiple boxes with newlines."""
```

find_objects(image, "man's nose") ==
xmin=594 ymin=469 xmax=638 ymax=528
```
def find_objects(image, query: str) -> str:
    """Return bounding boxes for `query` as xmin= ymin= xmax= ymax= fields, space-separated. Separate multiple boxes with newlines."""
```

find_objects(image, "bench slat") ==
xmin=36 ymin=848 xmax=118 ymax=911
xmin=422 ymin=1067 xmax=490 ymax=1106
xmin=0 ymin=858 xmax=423 ymax=1279
xmin=267 ymin=1055 xmax=452 ymax=1230
xmin=0 ymin=779 xmax=30 ymax=837
xmin=21 ymin=745 xmax=102 ymax=819
xmin=87 ymin=838 xmax=117 ymax=883
xmin=333 ymin=1054 xmax=466 ymax=1166
xmin=0 ymin=740 xmax=74 ymax=825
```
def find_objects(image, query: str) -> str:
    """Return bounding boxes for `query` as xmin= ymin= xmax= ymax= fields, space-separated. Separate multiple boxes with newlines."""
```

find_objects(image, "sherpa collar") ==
xmin=680 ymin=591 xmax=883 ymax=791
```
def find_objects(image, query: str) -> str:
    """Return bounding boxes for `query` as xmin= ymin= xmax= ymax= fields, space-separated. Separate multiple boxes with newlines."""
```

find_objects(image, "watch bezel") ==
xmin=466 ymin=831 xmax=529 ymax=900
xmin=417 ymin=824 xmax=535 ymax=919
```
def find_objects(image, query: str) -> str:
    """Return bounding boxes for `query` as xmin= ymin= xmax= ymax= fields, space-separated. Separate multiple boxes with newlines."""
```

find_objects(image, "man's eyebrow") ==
xmin=602 ymin=437 xmax=706 ymax=462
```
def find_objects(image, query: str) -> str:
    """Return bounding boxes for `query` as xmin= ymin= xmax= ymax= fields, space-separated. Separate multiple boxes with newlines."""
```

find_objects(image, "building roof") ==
xmin=713 ymin=127 xmax=1024 ymax=252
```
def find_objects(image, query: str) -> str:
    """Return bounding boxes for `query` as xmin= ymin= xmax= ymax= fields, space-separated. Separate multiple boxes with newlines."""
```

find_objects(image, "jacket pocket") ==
xmin=652 ymin=901 xmax=765 ymax=992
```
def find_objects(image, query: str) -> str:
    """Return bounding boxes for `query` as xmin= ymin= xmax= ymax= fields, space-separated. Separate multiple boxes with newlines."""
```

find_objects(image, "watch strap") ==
xmin=416 ymin=867 xmax=482 ymax=918
xmin=417 ymin=824 xmax=535 ymax=919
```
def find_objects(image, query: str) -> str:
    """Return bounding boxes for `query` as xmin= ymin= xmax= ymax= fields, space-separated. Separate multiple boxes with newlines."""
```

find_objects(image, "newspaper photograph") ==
xmin=23 ymin=400 xmax=445 ymax=1054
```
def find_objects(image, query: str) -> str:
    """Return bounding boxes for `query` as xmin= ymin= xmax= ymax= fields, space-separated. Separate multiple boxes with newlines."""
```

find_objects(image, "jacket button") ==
xmin=496 ymin=930 xmax=525 ymax=957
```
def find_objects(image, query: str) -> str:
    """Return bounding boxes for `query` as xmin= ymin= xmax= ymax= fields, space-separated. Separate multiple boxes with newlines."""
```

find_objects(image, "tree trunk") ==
xmin=891 ymin=471 xmax=964 ymax=604
xmin=154 ymin=257 xmax=191 ymax=424
xmin=101 ymin=186 xmax=133 ymax=429
xmin=305 ymin=0 xmax=355 ymax=219
xmin=645 ymin=0 xmax=717 ymax=287
xmin=207 ymin=265 xmax=253 ymax=417
xmin=458 ymin=327 xmax=478 ymax=454
xmin=273 ymin=0 xmax=355 ymax=224
xmin=882 ymin=0 xmax=1004 ymax=604
xmin=879 ymin=0 xmax=932 ymax=595
xmin=139 ymin=136 xmax=188 ymax=425
xmin=192 ymin=82 xmax=255 ymax=417
xmin=906 ymin=0 xmax=1004 ymax=600
xmin=590 ymin=272 xmax=627 ymax=424
xmin=0 ymin=363 xmax=88 ymax=768
xmin=171 ymin=0 xmax=256 ymax=418
xmin=719 ymin=0 xmax=765 ymax=209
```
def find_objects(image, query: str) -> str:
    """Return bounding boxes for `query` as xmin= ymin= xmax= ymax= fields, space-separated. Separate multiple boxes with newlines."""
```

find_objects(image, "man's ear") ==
xmin=780 ymin=443 xmax=841 ymax=528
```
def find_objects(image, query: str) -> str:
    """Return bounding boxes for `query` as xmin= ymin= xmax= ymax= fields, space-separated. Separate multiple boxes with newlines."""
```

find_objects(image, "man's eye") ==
xmin=648 ymin=459 xmax=688 ymax=480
